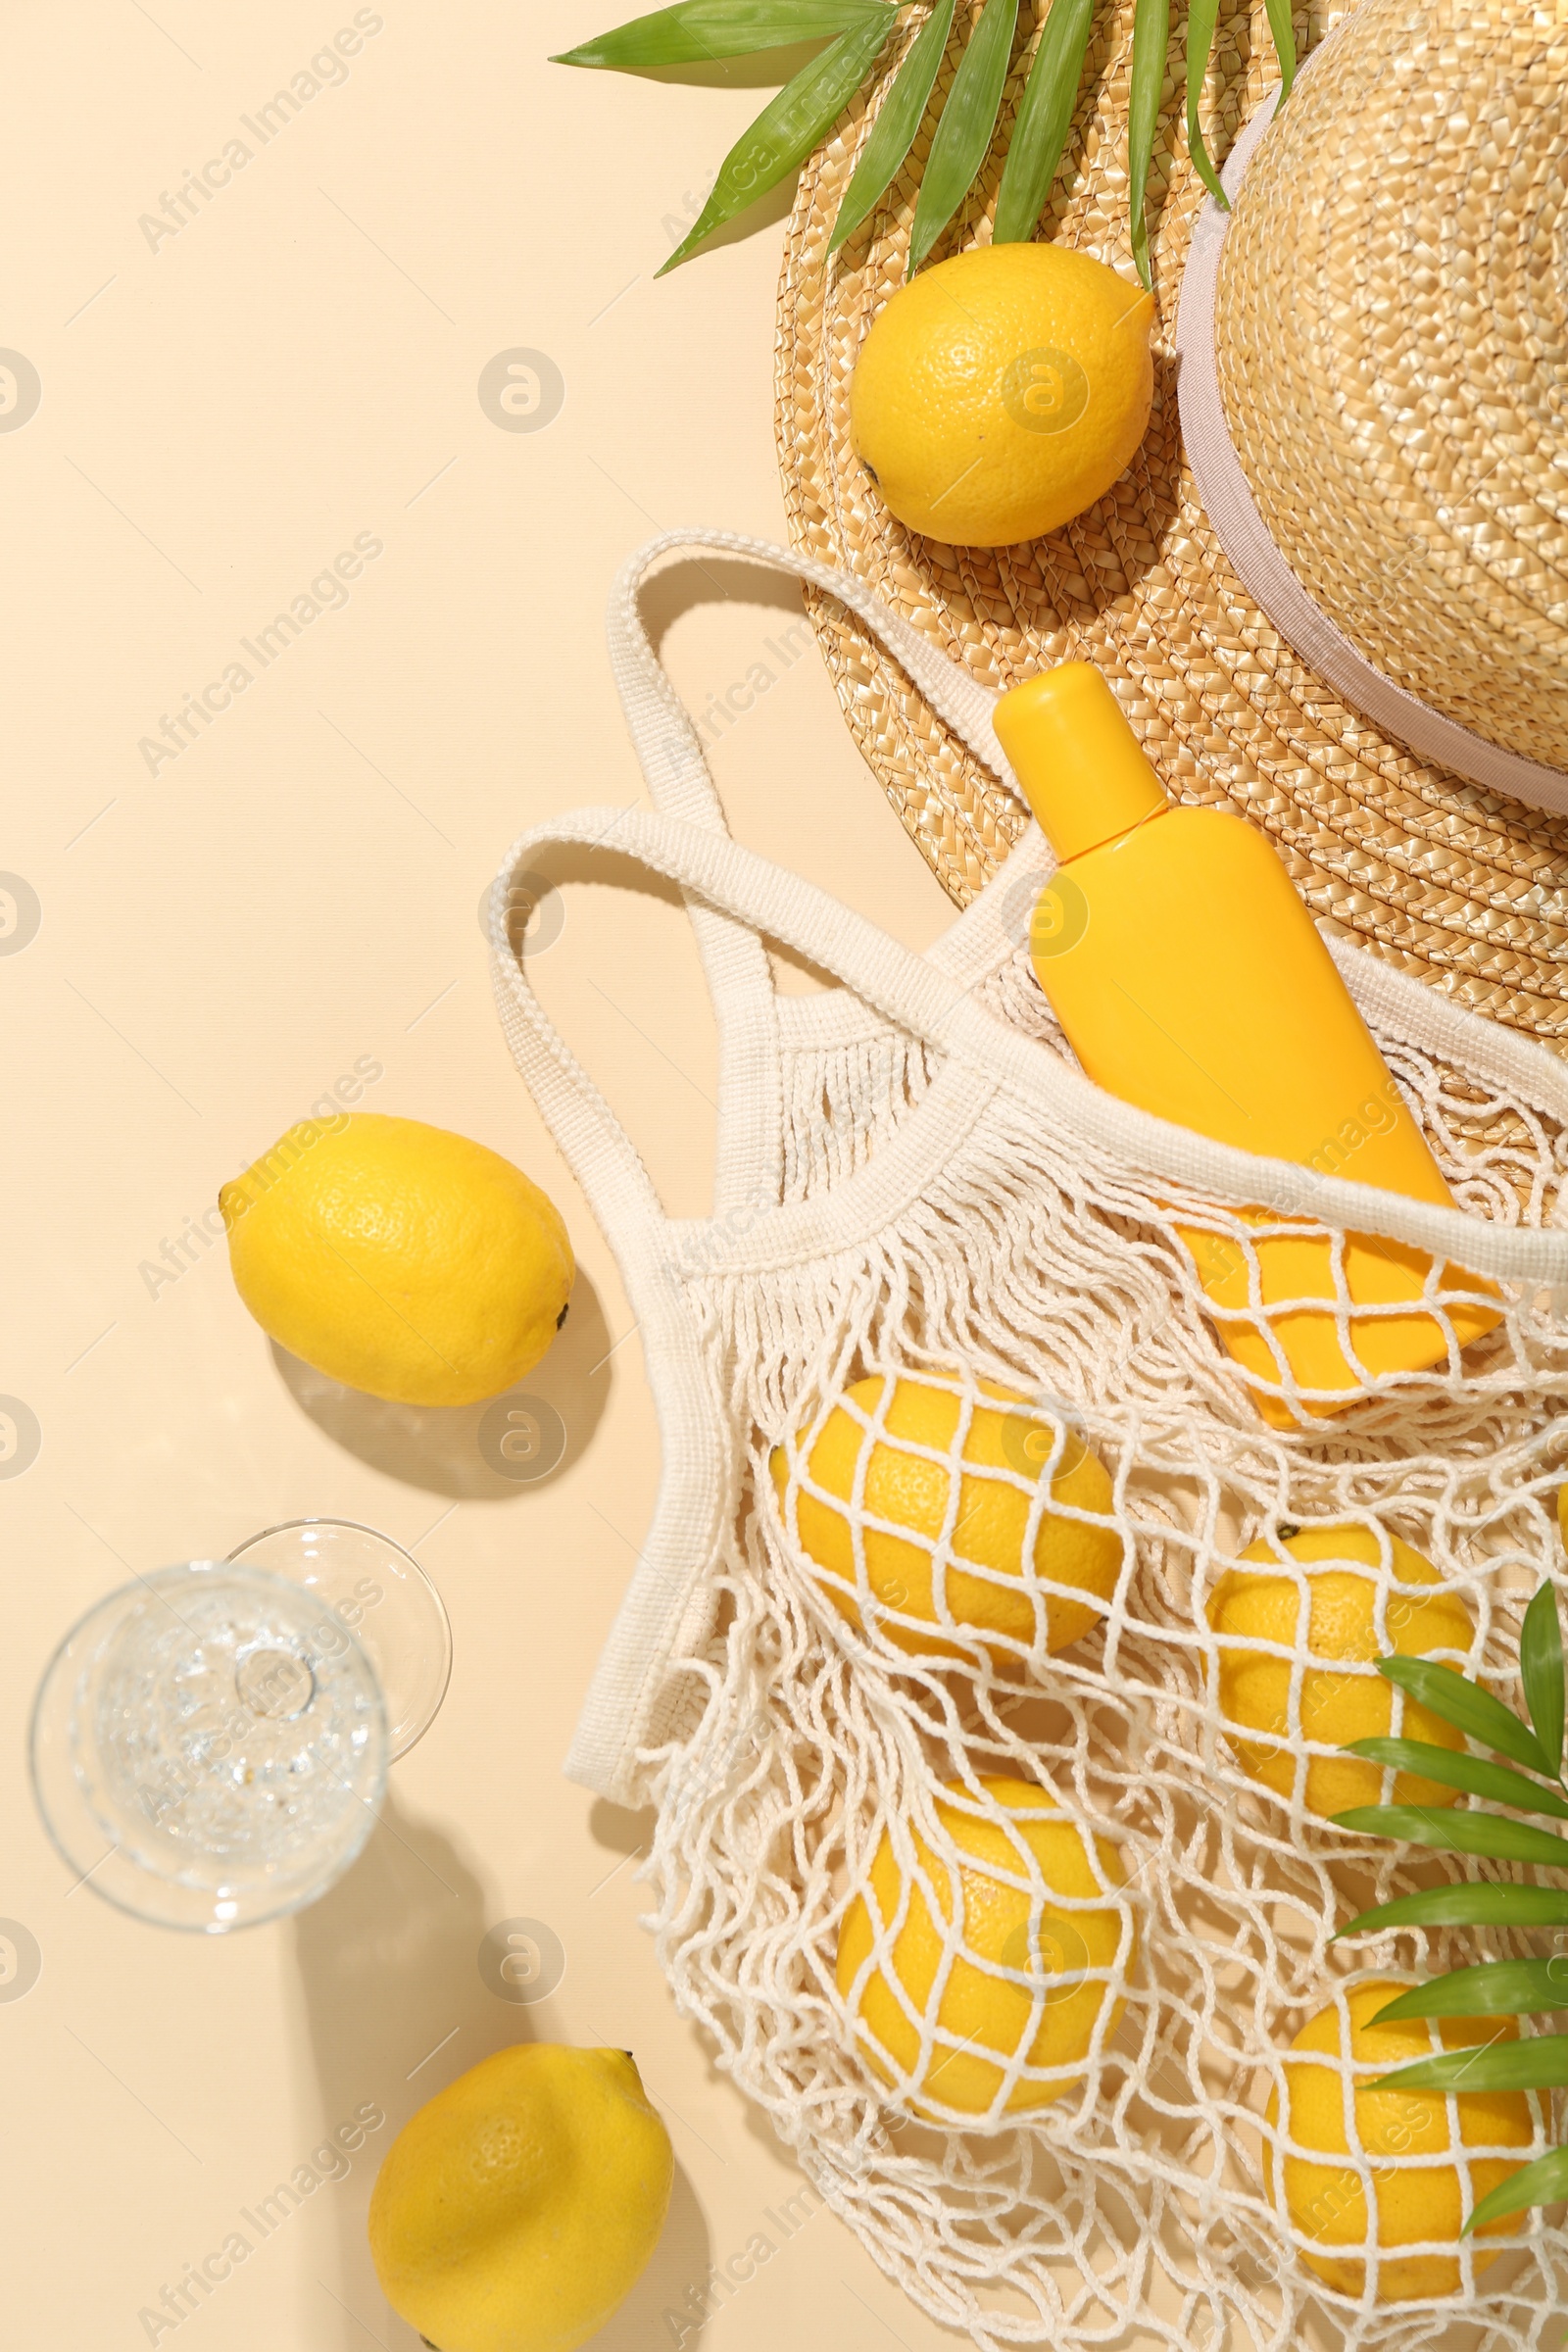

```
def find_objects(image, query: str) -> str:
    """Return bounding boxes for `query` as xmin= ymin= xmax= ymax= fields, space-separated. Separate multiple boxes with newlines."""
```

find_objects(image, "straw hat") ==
xmin=776 ymin=0 xmax=1568 ymax=1041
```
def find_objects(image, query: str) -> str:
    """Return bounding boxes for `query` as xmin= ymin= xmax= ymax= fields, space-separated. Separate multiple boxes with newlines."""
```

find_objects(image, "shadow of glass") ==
xmin=268 ymin=1268 xmax=612 ymax=1497
xmin=295 ymin=1789 xmax=709 ymax=2348
xmin=294 ymin=1790 xmax=535 ymax=2348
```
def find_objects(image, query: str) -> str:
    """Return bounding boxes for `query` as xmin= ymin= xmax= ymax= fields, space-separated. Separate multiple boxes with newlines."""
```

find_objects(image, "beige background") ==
xmin=0 ymin=3 xmax=974 ymax=2347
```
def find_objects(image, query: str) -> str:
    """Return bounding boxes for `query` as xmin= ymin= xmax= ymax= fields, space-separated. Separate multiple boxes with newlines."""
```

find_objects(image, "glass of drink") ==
xmin=31 ymin=1561 xmax=389 ymax=1933
xmin=30 ymin=1520 xmax=452 ymax=1933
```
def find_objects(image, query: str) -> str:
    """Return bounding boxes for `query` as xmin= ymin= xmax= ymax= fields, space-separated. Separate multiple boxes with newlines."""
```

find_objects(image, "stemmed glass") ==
xmin=29 ymin=1521 xmax=451 ymax=1934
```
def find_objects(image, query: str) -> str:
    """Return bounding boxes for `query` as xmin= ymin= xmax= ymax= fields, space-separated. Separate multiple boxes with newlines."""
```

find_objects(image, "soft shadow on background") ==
xmin=623 ymin=557 xmax=848 ymax=993
xmin=295 ymin=1792 xmax=501 ymax=2349
xmin=588 ymin=1795 xmax=659 ymax=1885
xmin=296 ymin=1788 xmax=711 ymax=2351
xmin=636 ymin=555 xmax=808 ymax=657
xmin=595 ymin=2157 xmax=710 ymax=2349
xmin=270 ymin=1267 xmax=612 ymax=1497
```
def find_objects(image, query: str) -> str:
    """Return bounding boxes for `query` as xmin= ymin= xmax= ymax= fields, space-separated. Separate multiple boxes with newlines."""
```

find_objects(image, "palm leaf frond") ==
xmin=1336 ymin=1883 xmax=1568 ymax=1939
xmin=560 ymin=0 xmax=1301 ymax=279
xmin=1466 ymin=2142 xmax=1568 ymax=2234
xmin=909 ymin=0 xmax=1020 ymax=270
xmin=1125 ymin=0 xmax=1170 ymax=287
xmin=1342 ymin=1737 xmax=1568 ymax=1820
xmin=1377 ymin=1654 xmax=1556 ymax=1780
xmin=1372 ymin=1960 xmax=1568 ymax=2024
xmin=831 ymin=0 xmax=957 ymax=252
xmin=1182 ymin=0 xmax=1226 ymax=207
xmin=1335 ymin=1577 xmax=1568 ymax=2225
xmin=1374 ymin=2033 xmax=1568 ymax=2097
xmin=993 ymin=0 xmax=1097 ymax=243
xmin=1331 ymin=1804 xmax=1568 ymax=1872
xmin=1521 ymin=1580 xmax=1566 ymax=1779
xmin=660 ymin=10 xmax=900 ymax=271
xmin=555 ymin=0 xmax=887 ymax=67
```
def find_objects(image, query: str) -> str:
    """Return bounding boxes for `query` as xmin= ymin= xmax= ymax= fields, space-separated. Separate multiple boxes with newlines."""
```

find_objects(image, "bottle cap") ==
xmin=994 ymin=662 xmax=1168 ymax=861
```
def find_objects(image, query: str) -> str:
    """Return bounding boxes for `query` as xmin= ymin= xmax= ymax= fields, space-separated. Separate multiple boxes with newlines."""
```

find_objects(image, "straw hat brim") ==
xmin=775 ymin=0 xmax=1568 ymax=1044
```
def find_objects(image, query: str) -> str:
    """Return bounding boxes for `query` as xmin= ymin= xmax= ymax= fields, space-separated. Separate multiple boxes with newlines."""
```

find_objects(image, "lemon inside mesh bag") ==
xmin=1205 ymin=1524 xmax=1474 ymax=1818
xmin=1265 ymin=1981 xmax=1535 ymax=2301
xmin=770 ymin=1373 xmax=1121 ymax=1662
xmin=836 ymin=1776 xmax=1135 ymax=2120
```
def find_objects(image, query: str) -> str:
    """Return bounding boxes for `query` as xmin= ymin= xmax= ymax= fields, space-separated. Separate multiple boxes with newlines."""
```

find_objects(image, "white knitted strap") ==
xmin=496 ymin=802 xmax=1568 ymax=1289
xmin=491 ymin=526 xmax=1021 ymax=1255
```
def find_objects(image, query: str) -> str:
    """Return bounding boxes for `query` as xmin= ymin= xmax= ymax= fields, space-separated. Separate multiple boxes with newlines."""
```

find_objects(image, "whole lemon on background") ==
xmin=368 ymin=2045 xmax=672 ymax=2352
xmin=1205 ymin=1525 xmax=1473 ymax=1818
xmin=850 ymin=243 xmax=1155 ymax=545
xmin=1264 ymin=1982 xmax=1533 ymax=2300
xmin=770 ymin=1373 xmax=1120 ymax=1660
xmin=220 ymin=1112 xmax=573 ymax=1407
xmin=837 ymin=1776 xmax=1133 ymax=2118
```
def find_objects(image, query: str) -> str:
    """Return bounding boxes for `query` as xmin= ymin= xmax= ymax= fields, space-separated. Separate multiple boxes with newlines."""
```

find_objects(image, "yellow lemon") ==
xmin=770 ymin=1373 xmax=1120 ymax=1661
xmin=1205 ymin=1525 xmax=1473 ymax=1818
xmin=1265 ymin=1982 xmax=1533 ymax=2300
xmin=220 ymin=1111 xmax=573 ymax=1407
xmin=850 ymin=243 xmax=1155 ymax=546
xmin=838 ymin=1777 xmax=1133 ymax=2117
xmin=368 ymin=2045 xmax=673 ymax=2352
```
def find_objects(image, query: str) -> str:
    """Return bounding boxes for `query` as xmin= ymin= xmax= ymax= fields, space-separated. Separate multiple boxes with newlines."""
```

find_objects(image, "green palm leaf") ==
xmin=1374 ymin=2032 xmax=1568 ymax=2096
xmin=993 ymin=0 xmax=1097 ymax=243
xmin=1125 ymin=0 xmax=1169 ymax=287
xmin=1465 ymin=2142 xmax=1568 ymax=2234
xmin=1521 ymin=1580 xmax=1565 ymax=1779
xmin=1182 ymin=0 xmax=1225 ymax=207
xmin=1332 ymin=1805 xmax=1568 ymax=1871
xmin=555 ymin=0 xmax=887 ymax=68
xmin=1260 ymin=0 xmax=1296 ymax=95
xmin=1333 ymin=1580 xmax=1568 ymax=2228
xmin=830 ymin=0 xmax=957 ymax=252
xmin=1373 ymin=1960 xmax=1568 ymax=2024
xmin=1343 ymin=1738 xmax=1568 ymax=1820
xmin=660 ymin=11 xmax=899 ymax=271
xmin=557 ymin=0 xmax=1310 ymax=280
xmin=909 ymin=0 xmax=1020 ymax=270
xmin=1337 ymin=1884 xmax=1568 ymax=1939
xmin=1377 ymin=1655 xmax=1556 ymax=1780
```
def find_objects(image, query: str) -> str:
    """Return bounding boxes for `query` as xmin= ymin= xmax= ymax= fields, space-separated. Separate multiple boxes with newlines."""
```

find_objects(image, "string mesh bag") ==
xmin=489 ymin=529 xmax=1568 ymax=2352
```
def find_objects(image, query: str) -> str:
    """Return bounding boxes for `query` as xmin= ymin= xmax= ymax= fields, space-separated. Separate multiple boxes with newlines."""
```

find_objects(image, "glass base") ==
xmin=225 ymin=1519 xmax=451 ymax=1760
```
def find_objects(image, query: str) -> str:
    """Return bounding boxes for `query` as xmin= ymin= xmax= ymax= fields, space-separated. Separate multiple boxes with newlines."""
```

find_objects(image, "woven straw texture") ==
xmin=1215 ymin=0 xmax=1568 ymax=776
xmin=775 ymin=0 xmax=1568 ymax=1043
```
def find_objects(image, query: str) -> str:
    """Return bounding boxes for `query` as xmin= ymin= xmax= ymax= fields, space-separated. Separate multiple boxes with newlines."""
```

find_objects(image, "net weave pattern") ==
xmin=491 ymin=531 xmax=1568 ymax=2352
xmin=650 ymin=999 xmax=1568 ymax=2348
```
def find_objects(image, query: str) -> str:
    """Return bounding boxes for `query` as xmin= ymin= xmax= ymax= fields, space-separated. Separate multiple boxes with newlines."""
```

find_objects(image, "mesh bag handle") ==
xmin=600 ymin=526 xmax=1024 ymax=1220
xmin=494 ymin=796 xmax=1568 ymax=1288
xmin=491 ymin=526 xmax=1022 ymax=1248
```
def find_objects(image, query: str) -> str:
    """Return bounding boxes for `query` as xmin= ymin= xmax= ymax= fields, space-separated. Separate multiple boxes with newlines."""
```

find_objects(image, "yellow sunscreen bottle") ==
xmin=993 ymin=663 xmax=1498 ymax=1421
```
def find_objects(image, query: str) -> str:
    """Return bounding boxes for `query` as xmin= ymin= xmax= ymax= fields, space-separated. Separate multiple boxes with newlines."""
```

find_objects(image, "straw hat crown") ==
xmin=1213 ymin=0 xmax=1568 ymax=774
